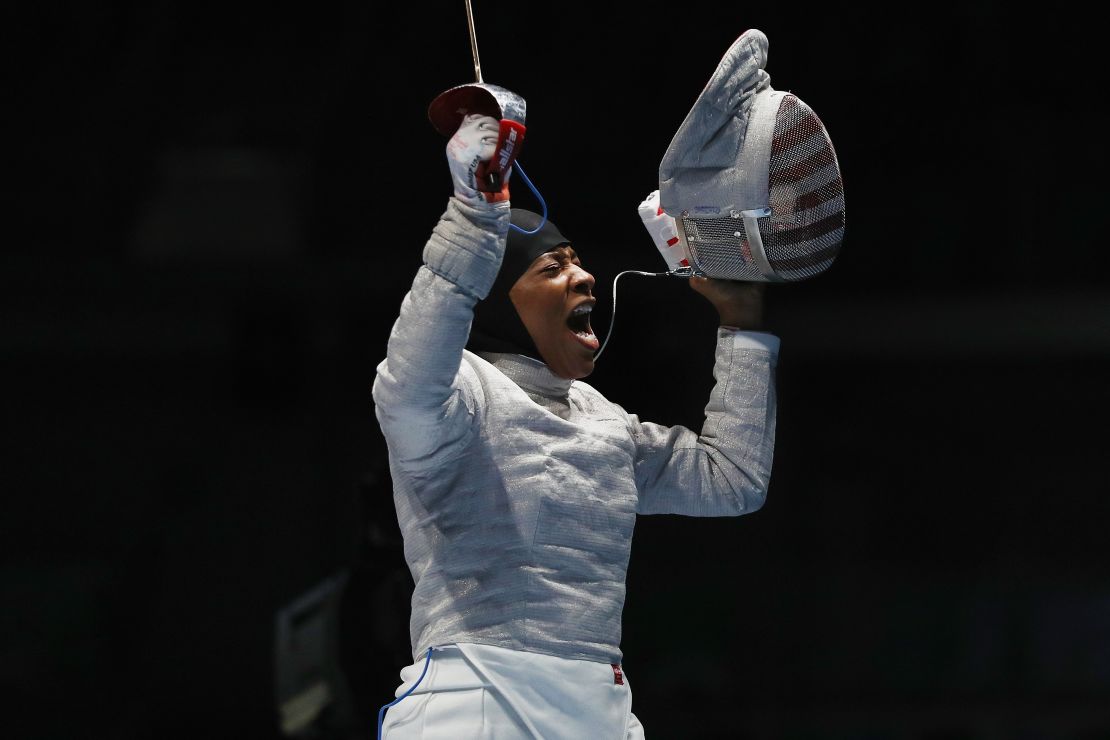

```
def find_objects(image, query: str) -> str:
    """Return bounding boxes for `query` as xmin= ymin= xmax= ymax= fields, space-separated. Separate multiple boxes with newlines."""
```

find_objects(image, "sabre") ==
xmin=465 ymin=0 xmax=482 ymax=83
xmin=427 ymin=2 xmax=546 ymax=232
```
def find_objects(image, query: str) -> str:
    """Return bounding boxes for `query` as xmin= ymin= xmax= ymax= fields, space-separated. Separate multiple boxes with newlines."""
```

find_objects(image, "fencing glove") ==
xmin=447 ymin=114 xmax=511 ymax=204
xmin=433 ymin=83 xmax=527 ymax=204
xmin=637 ymin=190 xmax=691 ymax=272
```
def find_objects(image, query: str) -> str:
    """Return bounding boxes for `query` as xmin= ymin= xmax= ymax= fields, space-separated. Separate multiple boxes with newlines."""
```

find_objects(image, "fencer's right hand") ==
xmin=447 ymin=114 xmax=510 ymax=205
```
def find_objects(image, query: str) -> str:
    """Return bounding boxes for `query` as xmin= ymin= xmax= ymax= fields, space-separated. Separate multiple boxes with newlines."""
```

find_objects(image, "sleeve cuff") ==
xmin=718 ymin=327 xmax=780 ymax=356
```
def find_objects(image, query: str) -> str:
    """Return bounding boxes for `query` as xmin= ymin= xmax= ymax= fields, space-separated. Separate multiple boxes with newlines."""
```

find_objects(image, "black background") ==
xmin=5 ymin=2 xmax=1110 ymax=738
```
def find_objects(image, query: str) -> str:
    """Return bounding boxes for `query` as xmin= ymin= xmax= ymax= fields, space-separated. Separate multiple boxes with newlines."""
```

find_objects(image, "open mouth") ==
xmin=566 ymin=302 xmax=600 ymax=352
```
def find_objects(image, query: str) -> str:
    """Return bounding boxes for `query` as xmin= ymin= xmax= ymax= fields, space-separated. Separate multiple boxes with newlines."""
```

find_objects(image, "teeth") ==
xmin=571 ymin=304 xmax=593 ymax=316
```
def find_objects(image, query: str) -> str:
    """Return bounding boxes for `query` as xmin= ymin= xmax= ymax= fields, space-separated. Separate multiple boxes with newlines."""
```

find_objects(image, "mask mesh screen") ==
xmin=759 ymin=95 xmax=845 ymax=280
xmin=680 ymin=217 xmax=765 ymax=281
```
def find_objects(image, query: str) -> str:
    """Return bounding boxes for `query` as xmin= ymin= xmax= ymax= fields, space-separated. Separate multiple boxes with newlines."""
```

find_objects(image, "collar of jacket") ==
xmin=476 ymin=351 xmax=573 ymax=402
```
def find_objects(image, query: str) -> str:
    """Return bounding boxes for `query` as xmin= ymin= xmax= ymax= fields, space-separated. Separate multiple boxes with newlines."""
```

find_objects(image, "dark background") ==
xmin=5 ymin=2 xmax=1109 ymax=738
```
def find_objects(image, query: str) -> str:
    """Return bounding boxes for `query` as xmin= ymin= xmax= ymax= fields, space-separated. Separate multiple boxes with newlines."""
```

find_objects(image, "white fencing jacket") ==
xmin=373 ymin=197 xmax=778 ymax=665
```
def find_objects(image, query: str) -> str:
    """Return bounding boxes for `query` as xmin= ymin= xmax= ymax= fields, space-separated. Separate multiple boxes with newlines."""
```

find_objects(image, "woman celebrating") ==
xmin=373 ymin=113 xmax=778 ymax=738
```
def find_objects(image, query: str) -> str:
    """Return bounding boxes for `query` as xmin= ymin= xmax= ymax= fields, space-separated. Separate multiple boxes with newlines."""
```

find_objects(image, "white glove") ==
xmin=637 ymin=190 xmax=690 ymax=271
xmin=446 ymin=114 xmax=510 ymax=204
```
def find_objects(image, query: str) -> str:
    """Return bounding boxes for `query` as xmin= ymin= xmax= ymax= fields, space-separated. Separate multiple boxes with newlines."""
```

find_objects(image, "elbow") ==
xmin=705 ymin=453 xmax=770 ymax=516
xmin=744 ymin=484 xmax=768 ymax=514
xmin=738 ymin=446 xmax=773 ymax=514
xmin=734 ymin=469 xmax=770 ymax=515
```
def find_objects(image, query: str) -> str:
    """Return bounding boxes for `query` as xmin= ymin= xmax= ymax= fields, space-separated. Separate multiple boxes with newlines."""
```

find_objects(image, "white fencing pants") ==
xmin=381 ymin=643 xmax=646 ymax=739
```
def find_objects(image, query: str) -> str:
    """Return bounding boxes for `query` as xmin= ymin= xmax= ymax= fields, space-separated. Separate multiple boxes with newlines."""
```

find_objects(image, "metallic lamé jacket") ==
xmin=373 ymin=197 xmax=778 ymax=664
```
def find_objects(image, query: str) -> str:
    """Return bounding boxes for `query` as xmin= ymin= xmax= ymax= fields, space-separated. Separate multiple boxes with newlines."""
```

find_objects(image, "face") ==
xmin=509 ymin=245 xmax=598 ymax=379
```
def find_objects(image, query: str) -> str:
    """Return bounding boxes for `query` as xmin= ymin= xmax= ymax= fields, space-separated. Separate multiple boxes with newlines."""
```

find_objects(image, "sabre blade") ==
xmin=464 ymin=0 xmax=482 ymax=82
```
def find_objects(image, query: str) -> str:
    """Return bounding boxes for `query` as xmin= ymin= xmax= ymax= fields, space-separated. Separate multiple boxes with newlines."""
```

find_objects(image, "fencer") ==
xmin=371 ymin=112 xmax=779 ymax=737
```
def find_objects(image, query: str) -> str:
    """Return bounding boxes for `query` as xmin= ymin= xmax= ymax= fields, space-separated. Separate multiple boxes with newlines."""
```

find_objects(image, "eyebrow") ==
xmin=544 ymin=247 xmax=578 ymax=260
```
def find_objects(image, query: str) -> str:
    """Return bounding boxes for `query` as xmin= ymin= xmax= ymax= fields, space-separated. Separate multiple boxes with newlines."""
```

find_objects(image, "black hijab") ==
xmin=466 ymin=209 xmax=571 ymax=360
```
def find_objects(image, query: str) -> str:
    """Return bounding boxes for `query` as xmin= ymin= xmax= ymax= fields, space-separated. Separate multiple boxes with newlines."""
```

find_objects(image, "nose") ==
xmin=570 ymin=265 xmax=595 ymax=295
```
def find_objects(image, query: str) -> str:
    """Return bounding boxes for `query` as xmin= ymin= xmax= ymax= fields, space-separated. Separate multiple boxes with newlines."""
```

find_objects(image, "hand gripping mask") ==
xmin=658 ymin=29 xmax=845 ymax=282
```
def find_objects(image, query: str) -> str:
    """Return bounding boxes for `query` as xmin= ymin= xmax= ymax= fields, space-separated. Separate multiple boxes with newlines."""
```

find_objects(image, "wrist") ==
xmin=453 ymin=190 xmax=497 ymax=209
xmin=717 ymin=306 xmax=763 ymax=331
xmin=717 ymin=288 xmax=764 ymax=330
xmin=719 ymin=319 xmax=763 ymax=331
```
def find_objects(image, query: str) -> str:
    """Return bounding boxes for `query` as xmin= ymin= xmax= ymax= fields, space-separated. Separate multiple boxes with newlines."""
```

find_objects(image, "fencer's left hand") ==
xmin=690 ymin=276 xmax=765 ymax=331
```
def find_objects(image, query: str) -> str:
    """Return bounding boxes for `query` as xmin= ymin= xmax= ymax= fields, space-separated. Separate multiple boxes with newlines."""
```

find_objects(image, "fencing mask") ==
xmin=658 ymin=29 xmax=845 ymax=282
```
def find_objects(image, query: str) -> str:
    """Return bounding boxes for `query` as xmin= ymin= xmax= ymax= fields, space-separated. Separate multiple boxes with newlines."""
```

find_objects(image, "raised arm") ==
xmin=372 ymin=115 xmax=512 ymax=472
xmin=631 ymin=191 xmax=778 ymax=515
xmin=631 ymin=327 xmax=778 ymax=516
